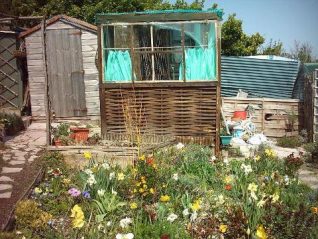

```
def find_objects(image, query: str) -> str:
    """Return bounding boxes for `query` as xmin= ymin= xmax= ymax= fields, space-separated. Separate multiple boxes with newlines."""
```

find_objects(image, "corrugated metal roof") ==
xmin=221 ymin=56 xmax=300 ymax=99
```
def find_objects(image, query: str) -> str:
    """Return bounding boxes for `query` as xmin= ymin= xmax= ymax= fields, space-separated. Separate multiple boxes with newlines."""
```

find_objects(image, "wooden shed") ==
xmin=96 ymin=9 xmax=223 ymax=151
xmin=20 ymin=15 xmax=100 ymax=119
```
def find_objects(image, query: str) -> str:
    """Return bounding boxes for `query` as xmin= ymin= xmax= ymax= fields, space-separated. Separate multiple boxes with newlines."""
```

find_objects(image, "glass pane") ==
xmin=182 ymin=22 xmax=217 ymax=81
xmin=133 ymin=25 xmax=151 ymax=49
xmin=153 ymin=24 xmax=182 ymax=48
xmin=103 ymin=25 xmax=131 ymax=49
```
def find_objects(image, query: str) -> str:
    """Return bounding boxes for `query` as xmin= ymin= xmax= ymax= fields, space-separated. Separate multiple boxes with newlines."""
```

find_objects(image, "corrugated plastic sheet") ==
xmin=221 ymin=56 xmax=300 ymax=99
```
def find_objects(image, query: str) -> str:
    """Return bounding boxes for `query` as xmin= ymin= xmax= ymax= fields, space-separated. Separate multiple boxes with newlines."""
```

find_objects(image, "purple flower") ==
xmin=82 ymin=191 xmax=91 ymax=199
xmin=68 ymin=188 xmax=81 ymax=197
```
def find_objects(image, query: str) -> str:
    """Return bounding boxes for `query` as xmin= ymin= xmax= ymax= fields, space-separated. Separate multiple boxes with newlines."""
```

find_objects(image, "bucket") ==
xmin=220 ymin=135 xmax=232 ymax=146
xmin=233 ymin=111 xmax=247 ymax=120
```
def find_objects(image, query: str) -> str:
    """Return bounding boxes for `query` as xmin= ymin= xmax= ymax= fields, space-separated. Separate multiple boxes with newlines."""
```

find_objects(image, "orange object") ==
xmin=233 ymin=111 xmax=247 ymax=120
xmin=71 ymin=128 xmax=89 ymax=142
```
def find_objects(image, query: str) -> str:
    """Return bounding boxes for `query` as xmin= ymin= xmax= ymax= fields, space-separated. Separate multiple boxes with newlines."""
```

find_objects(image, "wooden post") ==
xmin=261 ymin=98 xmax=265 ymax=132
xmin=41 ymin=16 xmax=51 ymax=146
xmin=98 ymin=26 xmax=107 ymax=137
xmin=215 ymin=22 xmax=221 ymax=156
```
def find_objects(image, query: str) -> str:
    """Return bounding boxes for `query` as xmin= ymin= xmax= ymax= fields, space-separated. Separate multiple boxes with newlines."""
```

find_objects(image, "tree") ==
xmin=261 ymin=39 xmax=284 ymax=56
xmin=287 ymin=41 xmax=314 ymax=63
xmin=221 ymin=14 xmax=265 ymax=56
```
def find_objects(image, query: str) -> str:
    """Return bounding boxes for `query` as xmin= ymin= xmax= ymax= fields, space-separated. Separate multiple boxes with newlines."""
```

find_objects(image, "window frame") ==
xmin=101 ymin=20 xmax=218 ymax=83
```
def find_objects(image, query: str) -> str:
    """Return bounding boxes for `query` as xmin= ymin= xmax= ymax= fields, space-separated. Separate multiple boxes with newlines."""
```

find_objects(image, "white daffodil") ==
xmin=87 ymin=174 xmax=96 ymax=186
xmin=109 ymin=172 xmax=115 ymax=180
xmin=102 ymin=162 xmax=110 ymax=170
xmin=106 ymin=221 xmax=112 ymax=227
xmin=167 ymin=213 xmax=178 ymax=222
xmin=119 ymin=217 xmax=132 ymax=228
xmin=182 ymin=208 xmax=190 ymax=217
xmin=241 ymin=163 xmax=253 ymax=175
xmin=172 ymin=173 xmax=179 ymax=181
xmin=84 ymin=169 xmax=93 ymax=175
xmin=190 ymin=211 xmax=198 ymax=222
xmin=176 ymin=142 xmax=184 ymax=149
xmin=111 ymin=187 xmax=118 ymax=195
xmin=116 ymin=233 xmax=134 ymax=239
xmin=97 ymin=189 xmax=105 ymax=196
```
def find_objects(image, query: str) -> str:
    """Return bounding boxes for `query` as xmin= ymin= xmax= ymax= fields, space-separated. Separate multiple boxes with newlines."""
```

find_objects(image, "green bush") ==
xmin=277 ymin=135 xmax=303 ymax=148
xmin=0 ymin=113 xmax=24 ymax=135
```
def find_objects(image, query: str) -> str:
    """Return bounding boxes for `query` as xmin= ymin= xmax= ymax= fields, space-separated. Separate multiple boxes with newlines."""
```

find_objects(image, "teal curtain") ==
xmin=179 ymin=23 xmax=217 ymax=81
xmin=104 ymin=50 xmax=132 ymax=82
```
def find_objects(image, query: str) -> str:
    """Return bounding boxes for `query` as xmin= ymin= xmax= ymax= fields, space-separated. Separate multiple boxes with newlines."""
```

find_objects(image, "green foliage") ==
xmin=52 ymin=123 xmax=70 ymax=138
xmin=277 ymin=136 xmax=303 ymax=148
xmin=261 ymin=39 xmax=284 ymax=56
xmin=15 ymin=200 xmax=53 ymax=231
xmin=0 ymin=113 xmax=24 ymax=135
xmin=221 ymin=14 xmax=265 ymax=56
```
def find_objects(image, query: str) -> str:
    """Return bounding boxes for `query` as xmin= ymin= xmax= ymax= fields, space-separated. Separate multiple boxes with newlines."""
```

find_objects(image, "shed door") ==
xmin=46 ymin=29 xmax=86 ymax=117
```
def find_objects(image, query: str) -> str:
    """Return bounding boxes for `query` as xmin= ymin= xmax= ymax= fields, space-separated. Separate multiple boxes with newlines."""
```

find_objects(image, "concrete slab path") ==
xmin=0 ymin=123 xmax=46 ymax=199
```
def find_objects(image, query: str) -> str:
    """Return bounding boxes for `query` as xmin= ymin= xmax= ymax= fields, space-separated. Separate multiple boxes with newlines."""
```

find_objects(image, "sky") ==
xmin=173 ymin=0 xmax=318 ymax=58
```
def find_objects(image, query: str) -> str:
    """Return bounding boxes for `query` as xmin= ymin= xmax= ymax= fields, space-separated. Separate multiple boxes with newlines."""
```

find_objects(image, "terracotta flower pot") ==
xmin=70 ymin=128 xmax=89 ymax=142
xmin=54 ymin=138 xmax=62 ymax=146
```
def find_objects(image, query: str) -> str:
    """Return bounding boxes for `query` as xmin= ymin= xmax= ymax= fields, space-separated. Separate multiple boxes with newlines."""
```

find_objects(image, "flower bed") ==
xmin=8 ymin=145 xmax=318 ymax=238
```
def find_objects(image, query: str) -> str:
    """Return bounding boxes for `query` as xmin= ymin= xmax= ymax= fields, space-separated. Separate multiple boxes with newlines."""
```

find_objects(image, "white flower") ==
xmin=97 ymin=189 xmax=105 ymax=196
xmin=167 ymin=213 xmax=178 ymax=222
xmin=210 ymin=156 xmax=217 ymax=162
xmin=217 ymin=195 xmax=225 ymax=205
xmin=109 ymin=172 xmax=115 ymax=180
xmin=111 ymin=187 xmax=118 ymax=195
xmin=106 ymin=221 xmax=112 ymax=227
xmin=116 ymin=233 xmax=134 ymax=239
xmin=182 ymin=208 xmax=190 ymax=217
xmin=120 ymin=217 xmax=132 ymax=228
xmin=87 ymin=174 xmax=96 ymax=186
xmin=102 ymin=162 xmax=110 ymax=170
xmin=223 ymin=157 xmax=229 ymax=165
xmin=84 ymin=169 xmax=93 ymax=175
xmin=97 ymin=224 xmax=104 ymax=231
xmin=241 ymin=163 xmax=253 ymax=175
xmin=190 ymin=211 xmax=198 ymax=222
xmin=284 ymin=175 xmax=290 ymax=185
xmin=175 ymin=142 xmax=184 ymax=149
xmin=172 ymin=173 xmax=179 ymax=181
xmin=257 ymin=198 xmax=266 ymax=208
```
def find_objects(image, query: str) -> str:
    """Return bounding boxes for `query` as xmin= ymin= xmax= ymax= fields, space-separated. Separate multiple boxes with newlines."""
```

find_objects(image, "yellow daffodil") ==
xmin=254 ymin=155 xmax=261 ymax=161
xmin=248 ymin=183 xmax=258 ymax=192
xmin=63 ymin=178 xmax=71 ymax=184
xmin=139 ymin=155 xmax=145 ymax=161
xmin=70 ymin=204 xmax=85 ymax=228
xmin=130 ymin=202 xmax=138 ymax=209
xmin=191 ymin=199 xmax=202 ymax=211
xmin=117 ymin=172 xmax=125 ymax=181
xmin=256 ymin=225 xmax=267 ymax=239
xmin=34 ymin=187 xmax=42 ymax=194
xmin=311 ymin=207 xmax=318 ymax=214
xmin=265 ymin=149 xmax=275 ymax=158
xmin=271 ymin=192 xmax=280 ymax=203
xmin=224 ymin=175 xmax=233 ymax=184
xmin=160 ymin=195 xmax=170 ymax=202
xmin=219 ymin=224 xmax=228 ymax=233
xmin=149 ymin=188 xmax=155 ymax=194
xmin=83 ymin=151 xmax=92 ymax=160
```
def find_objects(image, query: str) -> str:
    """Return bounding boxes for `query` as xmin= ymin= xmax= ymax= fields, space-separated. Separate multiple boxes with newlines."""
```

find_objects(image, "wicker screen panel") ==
xmin=102 ymin=82 xmax=217 ymax=145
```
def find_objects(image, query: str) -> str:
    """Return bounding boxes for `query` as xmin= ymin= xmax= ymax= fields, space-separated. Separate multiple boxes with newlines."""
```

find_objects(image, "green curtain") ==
xmin=104 ymin=50 xmax=132 ymax=82
xmin=180 ymin=23 xmax=217 ymax=81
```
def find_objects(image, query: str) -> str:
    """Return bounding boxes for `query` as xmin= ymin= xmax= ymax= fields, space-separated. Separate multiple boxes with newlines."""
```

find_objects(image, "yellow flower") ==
xmin=224 ymin=175 xmax=233 ymax=184
xmin=254 ymin=155 xmax=261 ymax=161
xmin=191 ymin=199 xmax=202 ymax=211
xmin=34 ymin=187 xmax=42 ymax=194
xmin=130 ymin=202 xmax=138 ymax=209
xmin=141 ymin=176 xmax=146 ymax=184
xmin=83 ymin=151 xmax=92 ymax=160
xmin=152 ymin=163 xmax=158 ymax=169
xmin=219 ymin=224 xmax=228 ymax=233
xmin=160 ymin=195 xmax=170 ymax=202
xmin=248 ymin=183 xmax=258 ymax=192
xmin=143 ymin=184 xmax=148 ymax=189
xmin=139 ymin=155 xmax=145 ymax=161
xmin=139 ymin=188 xmax=145 ymax=193
xmin=265 ymin=149 xmax=275 ymax=158
xmin=256 ymin=225 xmax=267 ymax=239
xmin=149 ymin=188 xmax=155 ymax=194
xmin=311 ymin=207 xmax=318 ymax=214
xmin=117 ymin=172 xmax=125 ymax=181
xmin=70 ymin=204 xmax=85 ymax=228
xmin=133 ymin=188 xmax=137 ymax=193
xmin=136 ymin=182 xmax=141 ymax=187
xmin=271 ymin=192 xmax=280 ymax=203
xmin=63 ymin=178 xmax=71 ymax=184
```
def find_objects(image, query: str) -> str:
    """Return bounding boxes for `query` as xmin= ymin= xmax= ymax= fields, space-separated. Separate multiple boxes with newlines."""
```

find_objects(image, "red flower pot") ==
xmin=70 ymin=128 xmax=89 ymax=142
